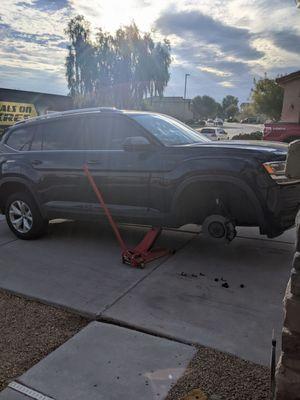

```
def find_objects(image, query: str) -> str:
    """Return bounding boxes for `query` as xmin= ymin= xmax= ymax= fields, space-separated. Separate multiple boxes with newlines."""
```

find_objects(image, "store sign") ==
xmin=0 ymin=101 xmax=37 ymax=126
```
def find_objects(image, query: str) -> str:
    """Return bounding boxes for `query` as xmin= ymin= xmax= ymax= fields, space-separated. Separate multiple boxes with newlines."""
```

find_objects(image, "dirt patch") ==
xmin=0 ymin=289 xmax=270 ymax=399
xmin=166 ymin=345 xmax=270 ymax=400
xmin=0 ymin=290 xmax=88 ymax=391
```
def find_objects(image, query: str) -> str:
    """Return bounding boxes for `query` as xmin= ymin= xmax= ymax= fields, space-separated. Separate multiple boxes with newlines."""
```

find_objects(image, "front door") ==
xmin=83 ymin=114 xmax=161 ymax=222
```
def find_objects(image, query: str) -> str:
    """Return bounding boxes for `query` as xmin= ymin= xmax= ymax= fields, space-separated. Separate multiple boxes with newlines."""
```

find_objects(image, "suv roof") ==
xmin=13 ymin=107 xmax=123 ymax=127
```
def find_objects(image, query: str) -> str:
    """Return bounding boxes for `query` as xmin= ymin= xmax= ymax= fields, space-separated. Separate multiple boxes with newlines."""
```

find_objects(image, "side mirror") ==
xmin=286 ymin=140 xmax=300 ymax=179
xmin=123 ymin=136 xmax=152 ymax=151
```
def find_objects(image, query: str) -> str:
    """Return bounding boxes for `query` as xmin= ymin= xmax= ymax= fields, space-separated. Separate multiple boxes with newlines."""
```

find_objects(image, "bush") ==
xmin=231 ymin=131 xmax=263 ymax=141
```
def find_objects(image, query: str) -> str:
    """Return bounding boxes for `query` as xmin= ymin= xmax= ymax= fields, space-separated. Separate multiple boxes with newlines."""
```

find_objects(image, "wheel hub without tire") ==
xmin=202 ymin=214 xmax=237 ymax=243
xmin=208 ymin=221 xmax=226 ymax=238
xmin=9 ymin=200 xmax=33 ymax=234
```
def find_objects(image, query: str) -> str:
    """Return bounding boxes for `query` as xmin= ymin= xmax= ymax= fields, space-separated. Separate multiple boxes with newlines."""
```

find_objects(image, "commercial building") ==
xmin=144 ymin=96 xmax=193 ymax=122
xmin=0 ymin=88 xmax=72 ymax=135
xmin=276 ymin=70 xmax=300 ymax=123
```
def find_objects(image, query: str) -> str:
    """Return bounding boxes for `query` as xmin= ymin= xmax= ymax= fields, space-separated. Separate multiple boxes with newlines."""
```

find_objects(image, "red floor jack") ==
xmin=83 ymin=164 xmax=172 ymax=268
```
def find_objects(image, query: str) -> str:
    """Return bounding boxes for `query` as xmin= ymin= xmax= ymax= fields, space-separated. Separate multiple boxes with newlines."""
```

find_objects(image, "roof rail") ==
xmin=14 ymin=107 xmax=121 ymax=125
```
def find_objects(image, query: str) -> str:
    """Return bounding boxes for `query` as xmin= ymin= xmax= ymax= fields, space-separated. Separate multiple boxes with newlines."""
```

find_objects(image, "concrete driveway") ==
xmin=0 ymin=322 xmax=196 ymax=400
xmin=0 ymin=215 xmax=295 ymax=366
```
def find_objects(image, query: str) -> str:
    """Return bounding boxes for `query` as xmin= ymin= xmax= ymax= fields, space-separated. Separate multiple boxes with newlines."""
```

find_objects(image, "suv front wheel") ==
xmin=5 ymin=192 xmax=48 ymax=239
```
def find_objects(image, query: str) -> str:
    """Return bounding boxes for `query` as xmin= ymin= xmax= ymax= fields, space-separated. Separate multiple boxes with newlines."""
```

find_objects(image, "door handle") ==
xmin=87 ymin=160 xmax=102 ymax=165
xmin=31 ymin=159 xmax=42 ymax=166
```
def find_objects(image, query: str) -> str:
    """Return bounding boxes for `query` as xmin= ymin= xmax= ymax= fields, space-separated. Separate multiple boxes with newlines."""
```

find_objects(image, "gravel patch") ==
xmin=166 ymin=345 xmax=270 ymax=400
xmin=0 ymin=289 xmax=270 ymax=399
xmin=0 ymin=290 xmax=88 ymax=391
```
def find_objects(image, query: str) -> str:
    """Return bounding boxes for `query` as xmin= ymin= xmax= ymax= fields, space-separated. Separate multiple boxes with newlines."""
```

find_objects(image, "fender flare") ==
xmin=171 ymin=174 xmax=265 ymax=223
xmin=0 ymin=177 xmax=45 ymax=217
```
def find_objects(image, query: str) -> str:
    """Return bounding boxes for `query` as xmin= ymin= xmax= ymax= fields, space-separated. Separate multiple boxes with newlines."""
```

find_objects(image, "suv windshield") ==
xmin=131 ymin=114 xmax=210 ymax=145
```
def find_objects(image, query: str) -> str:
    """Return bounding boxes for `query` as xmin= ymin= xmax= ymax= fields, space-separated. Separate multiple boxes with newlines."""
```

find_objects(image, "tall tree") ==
xmin=65 ymin=16 xmax=171 ymax=108
xmin=65 ymin=16 xmax=96 ymax=98
xmin=222 ymin=95 xmax=239 ymax=119
xmin=239 ymin=103 xmax=256 ymax=120
xmin=192 ymin=95 xmax=219 ymax=119
xmin=251 ymin=78 xmax=283 ymax=121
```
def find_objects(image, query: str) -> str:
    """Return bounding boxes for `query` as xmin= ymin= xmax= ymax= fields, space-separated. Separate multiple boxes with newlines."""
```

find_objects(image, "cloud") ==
xmin=272 ymin=30 xmax=300 ymax=55
xmin=0 ymin=0 xmax=299 ymax=101
xmin=16 ymin=0 xmax=70 ymax=12
xmin=0 ymin=22 xmax=67 ymax=47
xmin=198 ymin=66 xmax=232 ymax=77
xmin=154 ymin=8 xmax=257 ymax=100
xmin=155 ymin=8 xmax=264 ymax=61
xmin=0 ymin=64 xmax=67 ymax=94
xmin=0 ymin=1 xmax=69 ymax=93
xmin=219 ymin=81 xmax=234 ymax=88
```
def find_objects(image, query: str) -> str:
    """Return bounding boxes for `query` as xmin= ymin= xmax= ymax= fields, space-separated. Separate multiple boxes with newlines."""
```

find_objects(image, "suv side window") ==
xmin=6 ymin=127 xmax=34 ymax=151
xmin=34 ymin=117 xmax=85 ymax=150
xmin=84 ymin=116 xmax=140 ymax=150
xmin=30 ymin=125 xmax=43 ymax=151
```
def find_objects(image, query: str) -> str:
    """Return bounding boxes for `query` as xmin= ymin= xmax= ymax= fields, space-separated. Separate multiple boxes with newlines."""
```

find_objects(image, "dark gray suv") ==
xmin=0 ymin=107 xmax=299 ymax=241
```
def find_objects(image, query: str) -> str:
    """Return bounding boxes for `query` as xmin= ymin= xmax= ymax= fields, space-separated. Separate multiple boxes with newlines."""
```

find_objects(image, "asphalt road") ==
xmin=223 ymin=122 xmax=264 ymax=138
xmin=198 ymin=122 xmax=264 ymax=139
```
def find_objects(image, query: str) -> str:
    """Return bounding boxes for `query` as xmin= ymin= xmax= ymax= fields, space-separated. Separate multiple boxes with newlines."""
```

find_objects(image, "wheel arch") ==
xmin=0 ymin=178 xmax=43 ymax=216
xmin=284 ymin=136 xmax=300 ymax=144
xmin=171 ymin=174 xmax=265 ymax=226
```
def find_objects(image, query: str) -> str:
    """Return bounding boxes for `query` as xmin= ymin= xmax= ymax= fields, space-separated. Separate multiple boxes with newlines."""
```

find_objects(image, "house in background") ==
xmin=0 ymin=88 xmax=72 ymax=135
xmin=264 ymin=71 xmax=300 ymax=142
xmin=276 ymin=70 xmax=300 ymax=123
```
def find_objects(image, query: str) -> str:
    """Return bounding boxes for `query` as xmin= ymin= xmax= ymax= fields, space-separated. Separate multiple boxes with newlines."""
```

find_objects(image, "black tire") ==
xmin=5 ymin=192 xmax=48 ymax=240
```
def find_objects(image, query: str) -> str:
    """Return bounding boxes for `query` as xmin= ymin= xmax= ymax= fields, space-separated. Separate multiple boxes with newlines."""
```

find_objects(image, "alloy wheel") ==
xmin=9 ymin=200 xmax=33 ymax=234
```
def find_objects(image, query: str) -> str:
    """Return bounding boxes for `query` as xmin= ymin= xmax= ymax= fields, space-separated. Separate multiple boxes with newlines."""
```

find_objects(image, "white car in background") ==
xmin=214 ymin=118 xmax=224 ymax=126
xmin=200 ymin=127 xmax=228 ymax=141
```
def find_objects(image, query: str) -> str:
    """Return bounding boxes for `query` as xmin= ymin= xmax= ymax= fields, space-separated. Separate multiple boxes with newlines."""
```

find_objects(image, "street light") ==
xmin=184 ymin=73 xmax=190 ymax=99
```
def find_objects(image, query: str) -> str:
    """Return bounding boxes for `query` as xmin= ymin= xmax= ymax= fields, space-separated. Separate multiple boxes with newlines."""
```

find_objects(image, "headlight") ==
xmin=263 ymin=161 xmax=299 ymax=184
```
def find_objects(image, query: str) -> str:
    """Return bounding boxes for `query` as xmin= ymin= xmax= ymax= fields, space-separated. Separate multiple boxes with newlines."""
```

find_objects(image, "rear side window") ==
xmin=6 ymin=128 xmax=34 ymax=151
xmin=84 ymin=116 xmax=140 ymax=150
xmin=34 ymin=117 xmax=85 ymax=150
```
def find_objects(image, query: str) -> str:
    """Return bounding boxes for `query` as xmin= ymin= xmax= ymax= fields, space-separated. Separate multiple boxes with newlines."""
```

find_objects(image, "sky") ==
xmin=0 ymin=0 xmax=299 ymax=102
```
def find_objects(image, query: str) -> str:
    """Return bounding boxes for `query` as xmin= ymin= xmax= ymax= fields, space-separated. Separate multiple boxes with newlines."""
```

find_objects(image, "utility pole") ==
xmin=184 ymin=73 xmax=190 ymax=99
xmin=296 ymin=0 xmax=300 ymax=8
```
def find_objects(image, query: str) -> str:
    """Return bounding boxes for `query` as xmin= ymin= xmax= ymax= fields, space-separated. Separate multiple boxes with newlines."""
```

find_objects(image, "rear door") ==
xmin=27 ymin=116 xmax=88 ymax=214
xmin=83 ymin=114 xmax=160 ymax=221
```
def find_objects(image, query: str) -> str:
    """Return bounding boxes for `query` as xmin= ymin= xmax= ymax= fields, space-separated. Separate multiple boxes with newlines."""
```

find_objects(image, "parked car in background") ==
xmin=214 ymin=118 xmax=223 ymax=126
xmin=0 ymin=108 xmax=299 ymax=243
xmin=264 ymin=122 xmax=300 ymax=143
xmin=241 ymin=117 xmax=259 ymax=124
xmin=197 ymin=119 xmax=206 ymax=127
xmin=200 ymin=127 xmax=228 ymax=140
xmin=206 ymin=119 xmax=214 ymax=125
xmin=227 ymin=117 xmax=239 ymax=123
